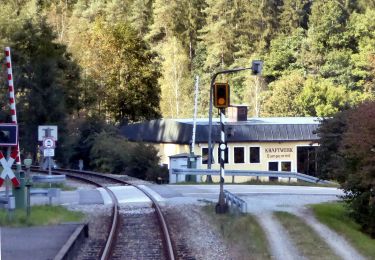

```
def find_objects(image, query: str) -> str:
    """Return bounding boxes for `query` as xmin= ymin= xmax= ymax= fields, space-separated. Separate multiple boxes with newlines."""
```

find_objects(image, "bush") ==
xmin=317 ymin=101 xmax=375 ymax=237
xmin=90 ymin=132 xmax=168 ymax=182
xmin=125 ymin=142 xmax=169 ymax=182
xmin=65 ymin=116 xmax=167 ymax=182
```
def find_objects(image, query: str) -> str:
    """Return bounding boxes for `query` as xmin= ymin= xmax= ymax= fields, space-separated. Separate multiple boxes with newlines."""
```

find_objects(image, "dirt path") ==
xmin=256 ymin=212 xmax=305 ymax=260
xmin=294 ymin=209 xmax=366 ymax=260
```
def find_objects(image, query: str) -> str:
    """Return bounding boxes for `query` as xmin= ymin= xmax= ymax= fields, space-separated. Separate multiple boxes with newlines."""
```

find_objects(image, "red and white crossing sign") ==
xmin=0 ymin=150 xmax=20 ymax=187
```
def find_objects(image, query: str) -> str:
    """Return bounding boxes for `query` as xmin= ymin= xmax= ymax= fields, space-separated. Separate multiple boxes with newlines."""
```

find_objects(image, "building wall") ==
xmin=157 ymin=143 xmax=190 ymax=165
xmin=156 ymin=140 xmax=316 ymax=183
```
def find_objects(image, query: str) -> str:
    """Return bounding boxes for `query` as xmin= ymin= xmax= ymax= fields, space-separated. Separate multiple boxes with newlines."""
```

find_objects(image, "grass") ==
xmin=274 ymin=211 xmax=340 ymax=260
xmin=311 ymin=202 xmax=375 ymax=259
xmin=202 ymin=205 xmax=271 ymax=260
xmin=30 ymin=183 xmax=76 ymax=191
xmin=0 ymin=205 xmax=85 ymax=227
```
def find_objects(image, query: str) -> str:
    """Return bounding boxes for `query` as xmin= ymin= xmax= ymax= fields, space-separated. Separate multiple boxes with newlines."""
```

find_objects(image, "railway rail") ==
xmin=30 ymin=167 xmax=176 ymax=260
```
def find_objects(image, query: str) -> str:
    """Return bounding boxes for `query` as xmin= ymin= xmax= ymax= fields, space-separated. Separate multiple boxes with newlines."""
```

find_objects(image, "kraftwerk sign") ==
xmin=265 ymin=147 xmax=293 ymax=159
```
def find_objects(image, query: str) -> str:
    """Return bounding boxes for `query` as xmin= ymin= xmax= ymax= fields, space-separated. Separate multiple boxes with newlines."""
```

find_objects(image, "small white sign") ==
xmin=43 ymin=148 xmax=55 ymax=157
xmin=38 ymin=125 xmax=58 ymax=141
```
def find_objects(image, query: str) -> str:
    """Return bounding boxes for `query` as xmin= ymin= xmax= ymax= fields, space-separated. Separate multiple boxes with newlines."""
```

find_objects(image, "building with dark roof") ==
xmin=119 ymin=116 xmax=320 ymax=181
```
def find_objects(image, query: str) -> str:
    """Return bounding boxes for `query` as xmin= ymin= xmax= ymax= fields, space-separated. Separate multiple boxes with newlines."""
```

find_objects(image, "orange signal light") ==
xmin=214 ymin=83 xmax=230 ymax=108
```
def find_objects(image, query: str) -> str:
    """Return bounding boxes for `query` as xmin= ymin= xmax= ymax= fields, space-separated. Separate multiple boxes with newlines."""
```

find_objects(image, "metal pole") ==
xmin=26 ymin=183 xmax=30 ymax=217
xmin=208 ymin=76 xmax=215 ymax=170
xmin=48 ymin=156 xmax=52 ymax=205
xmin=5 ymin=148 xmax=10 ymax=215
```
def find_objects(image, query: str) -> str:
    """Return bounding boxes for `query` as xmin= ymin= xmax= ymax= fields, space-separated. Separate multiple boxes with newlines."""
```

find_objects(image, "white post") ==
xmin=191 ymin=76 xmax=199 ymax=153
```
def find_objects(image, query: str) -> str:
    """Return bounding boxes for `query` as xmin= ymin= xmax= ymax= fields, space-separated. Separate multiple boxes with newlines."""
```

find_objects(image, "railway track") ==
xmin=31 ymin=167 xmax=176 ymax=260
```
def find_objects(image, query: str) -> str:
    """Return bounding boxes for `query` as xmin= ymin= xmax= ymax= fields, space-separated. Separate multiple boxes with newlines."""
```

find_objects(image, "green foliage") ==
xmin=65 ymin=115 xmax=167 ymax=181
xmin=317 ymin=101 xmax=375 ymax=237
xmin=264 ymin=29 xmax=305 ymax=80
xmin=1 ymin=0 xmax=375 ymax=182
xmin=158 ymin=36 xmax=193 ymax=118
xmin=124 ymin=142 xmax=168 ymax=182
xmin=90 ymin=131 xmax=131 ymax=174
xmin=261 ymin=71 xmax=305 ymax=116
xmin=316 ymin=113 xmax=348 ymax=181
xmin=278 ymin=0 xmax=310 ymax=33
xmin=297 ymin=77 xmax=350 ymax=116
xmin=307 ymin=0 xmax=349 ymax=51
xmin=0 ymin=11 xmax=80 ymax=161
xmin=90 ymin=134 xmax=168 ymax=181
xmin=66 ymin=116 xmax=109 ymax=169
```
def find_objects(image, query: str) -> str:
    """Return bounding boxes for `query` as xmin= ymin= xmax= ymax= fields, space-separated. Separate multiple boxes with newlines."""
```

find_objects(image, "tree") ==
xmin=129 ymin=0 xmax=153 ymax=37
xmin=278 ymin=0 xmax=310 ymax=33
xmin=261 ymin=71 xmax=305 ymax=116
xmin=317 ymin=101 xmax=375 ymax=237
xmin=348 ymin=9 xmax=375 ymax=95
xmin=302 ymin=0 xmax=350 ymax=74
xmin=103 ymin=22 xmax=162 ymax=122
xmin=199 ymin=0 xmax=236 ymax=71
xmin=5 ymin=16 xmax=80 ymax=160
xmin=158 ymin=37 xmax=193 ymax=118
xmin=68 ymin=18 xmax=161 ymax=122
xmin=263 ymin=28 xmax=305 ymax=81
xmin=297 ymin=76 xmax=351 ymax=117
xmin=340 ymin=102 xmax=375 ymax=237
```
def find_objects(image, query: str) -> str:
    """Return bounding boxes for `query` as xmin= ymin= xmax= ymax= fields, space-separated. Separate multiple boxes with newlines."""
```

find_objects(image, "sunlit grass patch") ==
xmin=0 ymin=205 xmax=85 ymax=227
xmin=311 ymin=202 xmax=375 ymax=259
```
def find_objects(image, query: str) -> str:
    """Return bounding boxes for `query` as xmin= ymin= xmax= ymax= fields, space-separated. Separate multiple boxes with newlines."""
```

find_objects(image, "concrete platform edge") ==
xmin=53 ymin=223 xmax=89 ymax=260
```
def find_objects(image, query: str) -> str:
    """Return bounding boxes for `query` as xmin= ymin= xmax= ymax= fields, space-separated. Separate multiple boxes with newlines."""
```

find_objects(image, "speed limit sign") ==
xmin=43 ymin=137 xmax=55 ymax=149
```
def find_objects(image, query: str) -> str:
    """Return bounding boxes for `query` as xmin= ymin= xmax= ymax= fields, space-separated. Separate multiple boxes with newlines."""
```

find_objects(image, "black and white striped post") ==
xmin=216 ymin=108 xmax=228 ymax=213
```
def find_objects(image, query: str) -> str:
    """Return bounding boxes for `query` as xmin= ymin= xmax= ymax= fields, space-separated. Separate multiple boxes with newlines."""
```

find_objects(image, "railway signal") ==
xmin=213 ymin=82 xmax=230 ymax=108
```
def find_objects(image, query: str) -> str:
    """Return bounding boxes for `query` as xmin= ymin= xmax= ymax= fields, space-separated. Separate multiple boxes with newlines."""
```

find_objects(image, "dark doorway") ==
xmin=297 ymin=146 xmax=317 ymax=176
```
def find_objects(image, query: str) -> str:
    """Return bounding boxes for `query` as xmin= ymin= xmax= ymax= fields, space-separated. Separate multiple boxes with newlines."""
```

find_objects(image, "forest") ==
xmin=0 ymin=0 xmax=374 ymax=168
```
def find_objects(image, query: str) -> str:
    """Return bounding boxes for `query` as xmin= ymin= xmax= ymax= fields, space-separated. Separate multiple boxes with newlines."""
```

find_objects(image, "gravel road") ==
xmin=160 ymin=185 xmax=366 ymax=260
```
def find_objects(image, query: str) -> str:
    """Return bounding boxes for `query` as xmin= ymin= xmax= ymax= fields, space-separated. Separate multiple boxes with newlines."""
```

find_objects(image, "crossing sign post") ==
xmin=0 ymin=150 xmax=20 ymax=187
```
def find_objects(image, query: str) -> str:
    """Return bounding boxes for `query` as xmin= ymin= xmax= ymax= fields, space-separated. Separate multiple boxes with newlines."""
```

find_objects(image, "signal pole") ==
xmin=208 ymin=61 xmax=263 ymax=214
xmin=216 ymin=107 xmax=228 ymax=213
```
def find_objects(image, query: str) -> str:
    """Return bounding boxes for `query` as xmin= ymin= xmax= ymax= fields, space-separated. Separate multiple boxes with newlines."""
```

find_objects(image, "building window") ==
xmin=201 ymin=148 xmax=208 ymax=164
xmin=268 ymin=161 xmax=278 ymax=171
xmin=217 ymin=147 xmax=228 ymax=164
xmin=281 ymin=161 xmax=291 ymax=171
xmin=250 ymin=147 xmax=260 ymax=163
xmin=234 ymin=147 xmax=244 ymax=163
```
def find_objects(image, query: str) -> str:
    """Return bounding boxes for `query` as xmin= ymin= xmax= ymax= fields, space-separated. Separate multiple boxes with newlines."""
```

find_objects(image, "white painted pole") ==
xmin=191 ymin=76 xmax=199 ymax=153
